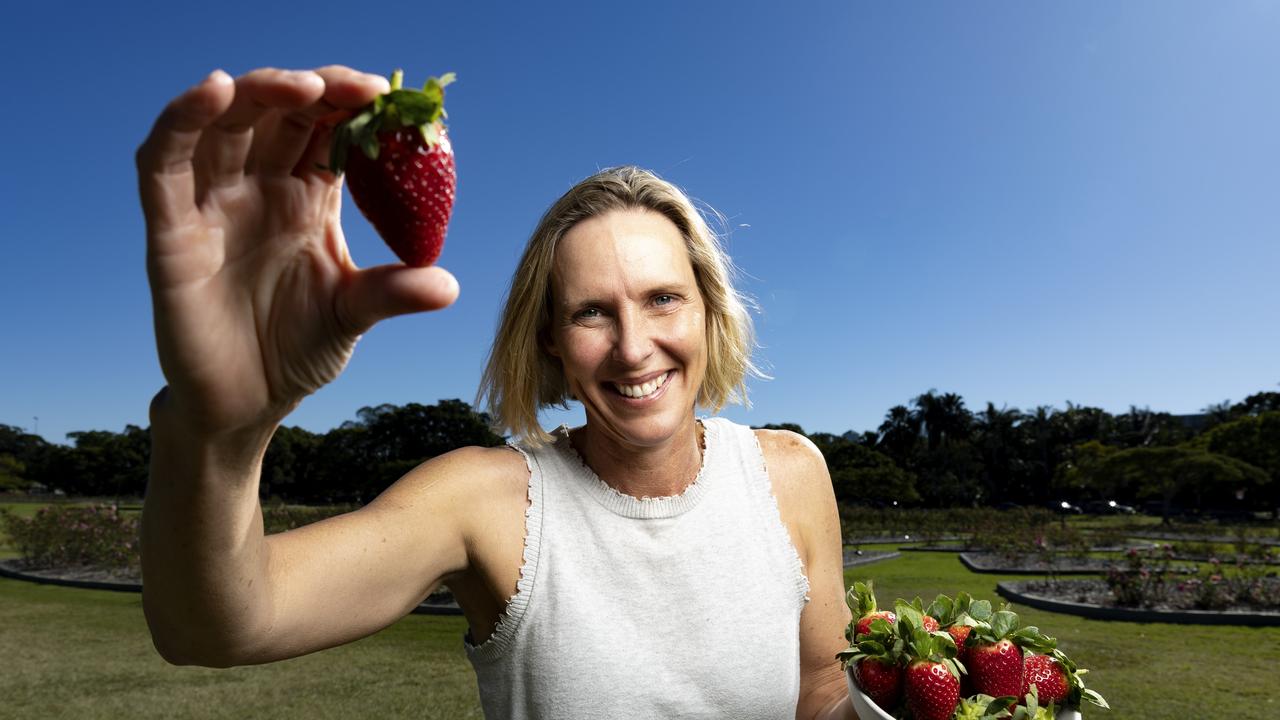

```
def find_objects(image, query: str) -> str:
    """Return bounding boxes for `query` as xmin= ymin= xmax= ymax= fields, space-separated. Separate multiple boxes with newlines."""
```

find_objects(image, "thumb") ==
xmin=337 ymin=264 xmax=460 ymax=334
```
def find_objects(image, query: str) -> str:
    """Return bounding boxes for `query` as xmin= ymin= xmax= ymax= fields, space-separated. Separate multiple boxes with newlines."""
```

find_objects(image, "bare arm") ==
xmin=756 ymin=430 xmax=860 ymax=720
xmin=137 ymin=66 xmax=463 ymax=666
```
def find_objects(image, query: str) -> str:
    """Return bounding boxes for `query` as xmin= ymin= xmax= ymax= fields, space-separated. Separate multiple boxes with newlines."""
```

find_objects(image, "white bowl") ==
xmin=846 ymin=666 xmax=1083 ymax=720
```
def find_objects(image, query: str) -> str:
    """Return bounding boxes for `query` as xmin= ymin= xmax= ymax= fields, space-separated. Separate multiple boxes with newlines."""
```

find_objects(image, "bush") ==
xmin=261 ymin=499 xmax=358 ymax=534
xmin=1 ymin=504 xmax=139 ymax=570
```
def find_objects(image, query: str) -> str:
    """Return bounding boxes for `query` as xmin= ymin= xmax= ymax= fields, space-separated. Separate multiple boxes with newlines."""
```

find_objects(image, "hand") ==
xmin=137 ymin=67 xmax=459 ymax=434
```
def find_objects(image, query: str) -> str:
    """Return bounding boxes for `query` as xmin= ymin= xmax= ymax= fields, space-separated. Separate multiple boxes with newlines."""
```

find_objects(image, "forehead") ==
xmin=552 ymin=208 xmax=696 ymax=301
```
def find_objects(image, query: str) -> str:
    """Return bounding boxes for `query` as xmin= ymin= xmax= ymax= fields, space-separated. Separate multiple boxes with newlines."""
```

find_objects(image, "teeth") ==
xmin=615 ymin=372 xmax=669 ymax=399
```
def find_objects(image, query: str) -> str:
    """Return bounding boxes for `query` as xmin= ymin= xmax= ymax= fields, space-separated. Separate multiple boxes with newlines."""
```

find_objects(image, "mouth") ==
xmin=609 ymin=371 xmax=671 ymax=400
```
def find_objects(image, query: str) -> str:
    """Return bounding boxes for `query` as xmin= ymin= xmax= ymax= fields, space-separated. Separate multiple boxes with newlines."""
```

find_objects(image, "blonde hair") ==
xmin=477 ymin=166 xmax=763 ymax=445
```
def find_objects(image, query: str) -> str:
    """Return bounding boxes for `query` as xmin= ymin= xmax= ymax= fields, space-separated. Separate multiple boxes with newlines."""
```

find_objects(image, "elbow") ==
xmin=142 ymin=591 xmax=256 ymax=668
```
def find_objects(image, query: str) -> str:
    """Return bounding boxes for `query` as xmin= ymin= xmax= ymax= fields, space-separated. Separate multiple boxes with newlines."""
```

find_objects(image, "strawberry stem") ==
xmin=390 ymin=69 xmax=404 ymax=91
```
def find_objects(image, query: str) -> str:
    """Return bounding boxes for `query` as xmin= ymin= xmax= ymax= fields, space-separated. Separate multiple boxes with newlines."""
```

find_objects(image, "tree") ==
xmin=261 ymin=425 xmax=320 ymax=499
xmin=1199 ymin=412 xmax=1280 ymax=517
xmin=1094 ymin=447 xmax=1268 ymax=524
xmin=973 ymin=403 xmax=1027 ymax=504
xmin=45 ymin=425 xmax=151 ymax=497
xmin=875 ymin=405 xmax=920 ymax=469
xmin=828 ymin=444 xmax=919 ymax=507
xmin=1053 ymin=440 xmax=1119 ymax=499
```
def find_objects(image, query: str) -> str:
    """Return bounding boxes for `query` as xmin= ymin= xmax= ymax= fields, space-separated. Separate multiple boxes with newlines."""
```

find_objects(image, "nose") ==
xmin=612 ymin=306 xmax=655 ymax=366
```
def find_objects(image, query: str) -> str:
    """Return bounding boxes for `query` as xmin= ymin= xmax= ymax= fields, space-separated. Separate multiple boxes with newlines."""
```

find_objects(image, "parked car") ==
xmin=1084 ymin=500 xmax=1136 ymax=515
xmin=1055 ymin=501 xmax=1083 ymax=514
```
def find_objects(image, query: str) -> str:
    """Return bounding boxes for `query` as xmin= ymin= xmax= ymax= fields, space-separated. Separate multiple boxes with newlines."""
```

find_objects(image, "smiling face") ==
xmin=546 ymin=208 xmax=708 ymax=451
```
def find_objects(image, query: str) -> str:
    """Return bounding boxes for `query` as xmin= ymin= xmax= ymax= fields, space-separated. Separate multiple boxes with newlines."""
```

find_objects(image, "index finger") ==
xmin=136 ymin=70 xmax=236 ymax=233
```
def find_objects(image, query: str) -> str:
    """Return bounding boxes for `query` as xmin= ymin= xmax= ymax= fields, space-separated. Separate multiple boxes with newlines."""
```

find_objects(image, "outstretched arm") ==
xmin=137 ymin=66 xmax=463 ymax=665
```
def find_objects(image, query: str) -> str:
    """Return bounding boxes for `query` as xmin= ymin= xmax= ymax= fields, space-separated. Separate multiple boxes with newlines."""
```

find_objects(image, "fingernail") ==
xmin=206 ymin=69 xmax=232 ymax=85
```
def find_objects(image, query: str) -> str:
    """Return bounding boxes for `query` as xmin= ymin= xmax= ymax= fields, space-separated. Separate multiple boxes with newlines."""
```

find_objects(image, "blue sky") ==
xmin=2 ymin=1 xmax=1277 ymax=445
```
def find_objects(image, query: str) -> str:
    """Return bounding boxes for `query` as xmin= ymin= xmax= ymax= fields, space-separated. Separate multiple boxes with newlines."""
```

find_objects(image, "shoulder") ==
xmin=374 ymin=444 xmax=531 ymax=516
xmin=751 ymin=428 xmax=838 ymax=563
xmin=752 ymin=428 xmax=831 ymax=493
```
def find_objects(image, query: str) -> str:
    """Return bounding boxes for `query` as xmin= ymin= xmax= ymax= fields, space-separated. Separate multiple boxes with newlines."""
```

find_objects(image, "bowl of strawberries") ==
xmin=839 ymin=581 xmax=1107 ymax=720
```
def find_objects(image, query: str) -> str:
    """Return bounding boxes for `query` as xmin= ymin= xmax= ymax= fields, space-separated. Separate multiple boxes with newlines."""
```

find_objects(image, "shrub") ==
xmin=1105 ymin=545 xmax=1181 ymax=608
xmin=261 ymin=499 xmax=358 ymax=534
xmin=1 ymin=504 xmax=139 ymax=570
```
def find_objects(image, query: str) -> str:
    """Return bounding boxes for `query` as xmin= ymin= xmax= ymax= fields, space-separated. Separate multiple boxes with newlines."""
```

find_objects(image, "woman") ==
xmin=137 ymin=66 xmax=856 ymax=719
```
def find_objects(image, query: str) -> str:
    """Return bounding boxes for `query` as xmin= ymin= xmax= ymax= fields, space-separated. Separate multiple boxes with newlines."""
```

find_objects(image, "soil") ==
xmin=1015 ymin=577 xmax=1280 ymax=614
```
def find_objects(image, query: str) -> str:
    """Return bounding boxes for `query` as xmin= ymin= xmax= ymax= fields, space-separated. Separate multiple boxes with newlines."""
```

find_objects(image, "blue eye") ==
xmin=654 ymin=294 xmax=674 ymax=305
xmin=577 ymin=307 xmax=601 ymax=319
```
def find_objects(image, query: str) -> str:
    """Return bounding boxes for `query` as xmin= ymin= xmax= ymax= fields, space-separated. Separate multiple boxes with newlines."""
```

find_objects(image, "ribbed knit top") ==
xmin=464 ymin=417 xmax=811 ymax=719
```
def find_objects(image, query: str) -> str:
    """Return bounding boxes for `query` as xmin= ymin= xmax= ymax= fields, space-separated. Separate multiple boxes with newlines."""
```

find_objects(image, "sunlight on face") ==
xmin=547 ymin=208 xmax=708 ymax=449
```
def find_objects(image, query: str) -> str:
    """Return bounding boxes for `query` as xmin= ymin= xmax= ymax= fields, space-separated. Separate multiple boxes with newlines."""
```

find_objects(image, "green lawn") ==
xmin=0 ymin=578 xmax=481 ymax=719
xmin=3 ymin=537 xmax=1278 ymax=718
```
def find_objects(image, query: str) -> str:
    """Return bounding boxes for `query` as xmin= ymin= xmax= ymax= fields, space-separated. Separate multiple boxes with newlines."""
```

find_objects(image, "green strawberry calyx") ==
xmin=327 ymin=69 xmax=456 ymax=175
xmin=1048 ymin=648 xmax=1111 ymax=710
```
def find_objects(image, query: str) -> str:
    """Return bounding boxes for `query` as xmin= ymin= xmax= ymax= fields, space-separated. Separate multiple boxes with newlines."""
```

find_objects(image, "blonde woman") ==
xmin=138 ymin=66 xmax=855 ymax=719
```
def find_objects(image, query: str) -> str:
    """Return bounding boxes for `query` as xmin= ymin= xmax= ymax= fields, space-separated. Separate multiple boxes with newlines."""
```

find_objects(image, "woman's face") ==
xmin=547 ymin=208 xmax=707 ymax=450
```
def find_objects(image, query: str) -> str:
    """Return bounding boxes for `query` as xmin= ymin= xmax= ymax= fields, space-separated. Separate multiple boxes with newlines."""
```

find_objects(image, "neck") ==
xmin=571 ymin=418 xmax=705 ymax=498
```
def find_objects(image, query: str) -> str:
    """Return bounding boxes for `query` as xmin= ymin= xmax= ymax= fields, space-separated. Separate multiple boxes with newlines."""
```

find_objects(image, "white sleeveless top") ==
xmin=464 ymin=417 xmax=810 ymax=719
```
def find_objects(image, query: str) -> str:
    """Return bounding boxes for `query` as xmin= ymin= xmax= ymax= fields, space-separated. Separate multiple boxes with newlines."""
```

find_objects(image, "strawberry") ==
xmin=922 ymin=615 xmax=941 ymax=632
xmin=969 ymin=637 xmax=1024 ymax=698
xmin=947 ymin=624 xmax=973 ymax=658
xmin=855 ymin=657 xmax=903 ymax=710
xmin=1021 ymin=653 xmax=1069 ymax=705
xmin=900 ymin=616 xmax=963 ymax=720
xmin=1030 ymin=648 xmax=1111 ymax=712
xmin=845 ymin=581 xmax=896 ymax=641
xmin=948 ymin=624 xmax=976 ymax=696
xmin=837 ymin=593 xmax=905 ymax=714
xmin=856 ymin=610 xmax=897 ymax=639
xmin=968 ymin=610 xmax=1056 ymax=700
xmin=329 ymin=69 xmax=457 ymax=267
xmin=905 ymin=659 xmax=961 ymax=720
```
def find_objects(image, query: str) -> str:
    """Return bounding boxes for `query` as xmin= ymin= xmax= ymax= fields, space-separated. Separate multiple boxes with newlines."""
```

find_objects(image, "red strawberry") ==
xmin=948 ymin=624 xmax=975 ymax=695
xmin=969 ymin=638 xmax=1024 ymax=698
xmin=855 ymin=610 xmax=897 ymax=639
xmin=947 ymin=624 xmax=972 ymax=659
xmin=1022 ymin=653 xmax=1069 ymax=705
xmin=922 ymin=615 xmax=940 ymax=632
xmin=846 ymin=581 xmax=897 ymax=641
xmin=856 ymin=657 xmax=903 ymax=710
xmin=905 ymin=660 xmax=961 ymax=720
xmin=330 ymin=69 xmax=457 ymax=267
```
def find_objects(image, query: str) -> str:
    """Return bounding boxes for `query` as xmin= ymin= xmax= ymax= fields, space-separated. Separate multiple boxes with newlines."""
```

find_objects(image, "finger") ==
xmin=295 ymin=68 xmax=393 ymax=180
xmin=136 ymin=70 xmax=235 ymax=232
xmin=335 ymin=264 xmax=460 ymax=335
xmin=195 ymin=68 xmax=326 ymax=193
xmin=252 ymin=67 xmax=389 ymax=177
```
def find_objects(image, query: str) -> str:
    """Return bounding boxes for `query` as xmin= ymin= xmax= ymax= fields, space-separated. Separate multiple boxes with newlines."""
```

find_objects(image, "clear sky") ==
xmin=2 ymin=1 xmax=1277 ymax=445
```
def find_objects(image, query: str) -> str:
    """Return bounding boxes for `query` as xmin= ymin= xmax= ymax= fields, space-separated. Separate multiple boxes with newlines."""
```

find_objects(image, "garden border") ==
xmin=843 ymin=550 xmax=900 ymax=568
xmin=959 ymin=552 xmax=1110 ymax=576
xmin=996 ymin=580 xmax=1280 ymax=627
xmin=0 ymin=560 xmax=464 ymax=616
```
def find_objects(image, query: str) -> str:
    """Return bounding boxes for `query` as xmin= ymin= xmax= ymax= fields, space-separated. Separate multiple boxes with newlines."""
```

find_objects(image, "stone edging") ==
xmin=959 ymin=553 xmax=1109 ymax=576
xmin=996 ymin=581 xmax=1280 ymax=627
xmin=1127 ymin=531 xmax=1280 ymax=547
xmin=843 ymin=550 xmax=900 ymax=568
xmin=0 ymin=560 xmax=463 ymax=616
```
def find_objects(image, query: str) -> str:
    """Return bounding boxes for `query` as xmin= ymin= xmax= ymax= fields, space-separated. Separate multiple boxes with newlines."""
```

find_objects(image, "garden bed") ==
xmin=998 ymin=579 xmax=1280 ymax=626
xmin=959 ymin=552 xmax=1114 ymax=575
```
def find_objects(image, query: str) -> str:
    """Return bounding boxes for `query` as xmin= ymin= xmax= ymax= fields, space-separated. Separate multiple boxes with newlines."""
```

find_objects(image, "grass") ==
xmin=3 ymin=512 xmax=1279 ymax=718
xmin=0 ymin=578 xmax=481 ymax=719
